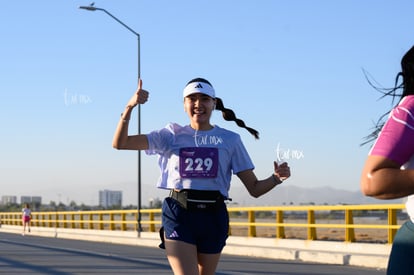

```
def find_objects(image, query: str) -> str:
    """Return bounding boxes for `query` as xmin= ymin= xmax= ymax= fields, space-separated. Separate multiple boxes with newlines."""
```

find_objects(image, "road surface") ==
xmin=0 ymin=232 xmax=385 ymax=274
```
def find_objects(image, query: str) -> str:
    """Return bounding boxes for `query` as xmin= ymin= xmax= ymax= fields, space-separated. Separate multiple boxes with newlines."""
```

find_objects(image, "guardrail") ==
xmin=0 ymin=204 xmax=406 ymax=244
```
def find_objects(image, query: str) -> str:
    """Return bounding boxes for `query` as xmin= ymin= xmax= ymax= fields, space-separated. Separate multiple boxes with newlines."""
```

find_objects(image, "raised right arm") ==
xmin=112 ymin=79 xmax=150 ymax=150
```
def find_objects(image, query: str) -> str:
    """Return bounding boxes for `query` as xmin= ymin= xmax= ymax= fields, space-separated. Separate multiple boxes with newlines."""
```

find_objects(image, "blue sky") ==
xmin=1 ymin=0 xmax=412 ymax=206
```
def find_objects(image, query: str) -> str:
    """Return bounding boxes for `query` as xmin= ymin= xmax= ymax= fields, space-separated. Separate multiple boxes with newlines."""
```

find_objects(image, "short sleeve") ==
xmin=370 ymin=96 xmax=414 ymax=165
xmin=230 ymin=134 xmax=255 ymax=174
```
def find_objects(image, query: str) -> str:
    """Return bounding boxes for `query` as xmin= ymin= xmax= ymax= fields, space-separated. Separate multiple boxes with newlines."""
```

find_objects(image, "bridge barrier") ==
xmin=1 ymin=204 xmax=403 ymax=269
xmin=0 ymin=204 xmax=405 ymax=243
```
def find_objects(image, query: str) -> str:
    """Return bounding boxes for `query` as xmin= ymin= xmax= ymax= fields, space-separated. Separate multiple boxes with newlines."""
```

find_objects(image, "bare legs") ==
xmin=22 ymin=220 xmax=30 ymax=235
xmin=165 ymin=239 xmax=221 ymax=275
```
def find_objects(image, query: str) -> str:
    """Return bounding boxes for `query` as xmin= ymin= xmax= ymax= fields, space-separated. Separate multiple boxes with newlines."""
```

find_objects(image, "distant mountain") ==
xmin=227 ymin=185 xmax=404 ymax=206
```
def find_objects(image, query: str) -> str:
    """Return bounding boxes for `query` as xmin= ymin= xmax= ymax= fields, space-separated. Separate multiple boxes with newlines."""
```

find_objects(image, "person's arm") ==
xmin=360 ymin=97 xmax=414 ymax=199
xmin=360 ymin=155 xmax=414 ymax=199
xmin=237 ymin=162 xmax=290 ymax=198
xmin=112 ymin=79 xmax=150 ymax=150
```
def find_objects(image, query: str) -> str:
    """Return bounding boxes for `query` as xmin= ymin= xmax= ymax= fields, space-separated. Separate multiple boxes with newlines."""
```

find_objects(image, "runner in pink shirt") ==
xmin=361 ymin=45 xmax=414 ymax=275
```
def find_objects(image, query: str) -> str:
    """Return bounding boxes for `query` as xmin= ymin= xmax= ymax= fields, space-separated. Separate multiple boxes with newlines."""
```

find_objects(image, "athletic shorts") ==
xmin=23 ymin=216 xmax=31 ymax=222
xmin=161 ymin=197 xmax=229 ymax=254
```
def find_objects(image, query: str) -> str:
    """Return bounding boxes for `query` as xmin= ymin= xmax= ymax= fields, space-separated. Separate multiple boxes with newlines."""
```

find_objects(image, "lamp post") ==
xmin=79 ymin=4 xmax=143 ymax=236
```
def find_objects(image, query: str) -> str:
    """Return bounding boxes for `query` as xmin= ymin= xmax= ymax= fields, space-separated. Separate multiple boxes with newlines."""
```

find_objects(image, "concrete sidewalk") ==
xmin=0 ymin=225 xmax=389 ymax=270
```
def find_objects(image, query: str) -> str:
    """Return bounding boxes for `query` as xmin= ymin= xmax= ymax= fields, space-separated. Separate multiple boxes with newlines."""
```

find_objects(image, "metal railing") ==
xmin=0 ymin=204 xmax=406 ymax=244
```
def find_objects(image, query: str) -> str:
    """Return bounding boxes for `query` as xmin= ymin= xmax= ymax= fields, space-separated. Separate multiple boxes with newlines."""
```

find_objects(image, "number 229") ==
xmin=184 ymin=157 xmax=213 ymax=172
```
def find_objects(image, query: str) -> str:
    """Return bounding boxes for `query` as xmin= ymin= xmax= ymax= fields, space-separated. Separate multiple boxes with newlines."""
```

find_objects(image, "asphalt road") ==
xmin=0 ymin=232 xmax=384 ymax=275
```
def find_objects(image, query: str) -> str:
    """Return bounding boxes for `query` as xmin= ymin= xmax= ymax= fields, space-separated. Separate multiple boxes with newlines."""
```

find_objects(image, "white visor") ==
xmin=183 ymin=82 xmax=215 ymax=98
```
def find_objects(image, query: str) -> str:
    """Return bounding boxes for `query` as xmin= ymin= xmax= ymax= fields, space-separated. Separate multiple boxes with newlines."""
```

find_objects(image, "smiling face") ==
xmin=184 ymin=93 xmax=216 ymax=130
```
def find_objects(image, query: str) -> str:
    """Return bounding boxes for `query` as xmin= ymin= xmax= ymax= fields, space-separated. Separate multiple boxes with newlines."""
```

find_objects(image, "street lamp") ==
xmin=79 ymin=4 xmax=143 ymax=236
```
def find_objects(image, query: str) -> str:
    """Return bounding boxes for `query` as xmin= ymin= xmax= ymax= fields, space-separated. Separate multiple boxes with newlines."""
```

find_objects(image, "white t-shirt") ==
xmin=22 ymin=208 xmax=31 ymax=217
xmin=402 ymin=156 xmax=414 ymax=222
xmin=145 ymin=123 xmax=255 ymax=198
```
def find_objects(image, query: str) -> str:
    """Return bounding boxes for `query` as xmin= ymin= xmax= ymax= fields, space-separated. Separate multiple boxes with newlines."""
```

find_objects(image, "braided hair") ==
xmin=186 ymin=78 xmax=260 ymax=139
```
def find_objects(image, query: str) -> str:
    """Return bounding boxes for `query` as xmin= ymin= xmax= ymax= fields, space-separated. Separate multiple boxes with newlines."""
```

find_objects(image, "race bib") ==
xmin=179 ymin=147 xmax=218 ymax=178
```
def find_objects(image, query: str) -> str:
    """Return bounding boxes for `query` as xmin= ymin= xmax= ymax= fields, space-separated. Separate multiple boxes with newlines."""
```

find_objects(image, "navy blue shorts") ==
xmin=161 ymin=197 xmax=229 ymax=254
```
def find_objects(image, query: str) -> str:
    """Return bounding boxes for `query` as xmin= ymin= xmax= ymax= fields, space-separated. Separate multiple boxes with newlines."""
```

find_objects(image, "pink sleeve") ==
xmin=369 ymin=96 xmax=414 ymax=165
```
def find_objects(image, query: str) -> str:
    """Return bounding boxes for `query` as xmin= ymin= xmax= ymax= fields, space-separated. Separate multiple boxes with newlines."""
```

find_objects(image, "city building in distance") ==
xmin=99 ymin=190 xmax=122 ymax=209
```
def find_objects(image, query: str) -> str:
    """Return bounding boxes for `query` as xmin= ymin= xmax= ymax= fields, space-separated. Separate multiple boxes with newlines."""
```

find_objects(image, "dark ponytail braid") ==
xmin=186 ymin=77 xmax=259 ymax=139
xmin=215 ymin=97 xmax=259 ymax=139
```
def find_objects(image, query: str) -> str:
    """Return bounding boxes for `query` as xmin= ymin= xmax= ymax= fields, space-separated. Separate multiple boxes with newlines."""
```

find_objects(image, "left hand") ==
xmin=274 ymin=161 xmax=291 ymax=181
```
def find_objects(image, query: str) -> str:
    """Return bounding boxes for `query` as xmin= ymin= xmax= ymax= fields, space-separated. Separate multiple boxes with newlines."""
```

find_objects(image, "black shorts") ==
xmin=161 ymin=196 xmax=229 ymax=254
